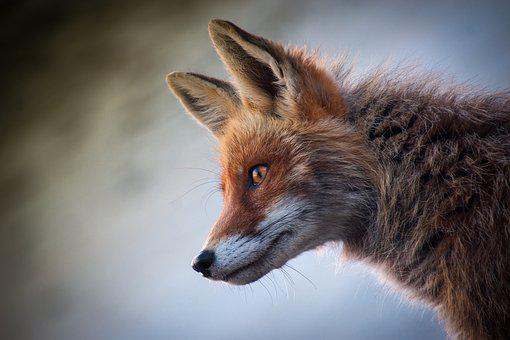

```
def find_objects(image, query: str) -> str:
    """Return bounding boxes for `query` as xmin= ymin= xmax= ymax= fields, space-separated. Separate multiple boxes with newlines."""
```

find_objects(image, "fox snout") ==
xmin=190 ymin=224 xmax=299 ymax=285
xmin=188 ymin=195 xmax=336 ymax=285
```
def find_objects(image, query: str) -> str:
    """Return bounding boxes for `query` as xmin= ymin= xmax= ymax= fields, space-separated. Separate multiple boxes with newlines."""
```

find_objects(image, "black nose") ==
xmin=192 ymin=250 xmax=215 ymax=275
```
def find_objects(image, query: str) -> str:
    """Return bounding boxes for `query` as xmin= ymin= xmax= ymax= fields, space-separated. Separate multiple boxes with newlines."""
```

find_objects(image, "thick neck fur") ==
xmin=335 ymin=69 xmax=510 ymax=339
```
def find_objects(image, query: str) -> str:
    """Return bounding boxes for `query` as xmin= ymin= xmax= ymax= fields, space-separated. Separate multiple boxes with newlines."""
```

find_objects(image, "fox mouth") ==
xmin=221 ymin=230 xmax=294 ymax=285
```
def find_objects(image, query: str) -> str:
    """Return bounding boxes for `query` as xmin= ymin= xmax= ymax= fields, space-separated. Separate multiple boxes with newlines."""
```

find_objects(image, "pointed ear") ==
xmin=208 ymin=19 xmax=345 ymax=119
xmin=166 ymin=72 xmax=240 ymax=136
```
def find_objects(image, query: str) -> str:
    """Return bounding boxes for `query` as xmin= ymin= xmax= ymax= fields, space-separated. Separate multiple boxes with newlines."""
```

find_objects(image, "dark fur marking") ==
xmin=368 ymin=101 xmax=397 ymax=140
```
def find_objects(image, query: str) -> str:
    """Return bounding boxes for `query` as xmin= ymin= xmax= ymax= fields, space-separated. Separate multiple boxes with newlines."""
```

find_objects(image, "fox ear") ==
xmin=166 ymin=72 xmax=240 ymax=136
xmin=208 ymin=19 xmax=345 ymax=119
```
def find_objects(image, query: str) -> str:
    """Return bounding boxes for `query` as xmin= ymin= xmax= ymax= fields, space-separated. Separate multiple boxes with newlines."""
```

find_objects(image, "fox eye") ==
xmin=249 ymin=164 xmax=269 ymax=187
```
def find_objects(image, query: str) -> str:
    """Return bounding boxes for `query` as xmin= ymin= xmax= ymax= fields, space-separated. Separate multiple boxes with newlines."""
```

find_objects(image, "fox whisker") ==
xmin=284 ymin=264 xmax=317 ymax=290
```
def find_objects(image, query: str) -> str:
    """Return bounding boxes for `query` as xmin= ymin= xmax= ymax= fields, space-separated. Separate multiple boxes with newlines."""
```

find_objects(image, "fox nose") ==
xmin=191 ymin=250 xmax=215 ymax=276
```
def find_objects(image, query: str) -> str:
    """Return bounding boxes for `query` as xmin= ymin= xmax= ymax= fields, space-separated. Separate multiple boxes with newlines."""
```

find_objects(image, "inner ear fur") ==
xmin=166 ymin=71 xmax=240 ymax=136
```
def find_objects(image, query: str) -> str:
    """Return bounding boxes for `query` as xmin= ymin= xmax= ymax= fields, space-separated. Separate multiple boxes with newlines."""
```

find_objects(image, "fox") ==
xmin=166 ymin=19 xmax=510 ymax=339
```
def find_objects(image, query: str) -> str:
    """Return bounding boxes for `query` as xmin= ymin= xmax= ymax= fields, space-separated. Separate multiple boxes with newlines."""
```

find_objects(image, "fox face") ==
xmin=167 ymin=20 xmax=375 ymax=285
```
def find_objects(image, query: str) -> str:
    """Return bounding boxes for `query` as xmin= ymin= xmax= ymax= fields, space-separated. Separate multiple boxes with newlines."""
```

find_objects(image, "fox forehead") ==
xmin=218 ymin=113 xmax=302 ymax=169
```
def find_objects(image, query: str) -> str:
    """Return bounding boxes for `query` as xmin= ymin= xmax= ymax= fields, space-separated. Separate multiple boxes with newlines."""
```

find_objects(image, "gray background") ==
xmin=2 ymin=0 xmax=509 ymax=339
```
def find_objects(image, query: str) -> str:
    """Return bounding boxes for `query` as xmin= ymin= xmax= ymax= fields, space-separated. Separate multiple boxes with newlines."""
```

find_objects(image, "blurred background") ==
xmin=2 ymin=0 xmax=509 ymax=339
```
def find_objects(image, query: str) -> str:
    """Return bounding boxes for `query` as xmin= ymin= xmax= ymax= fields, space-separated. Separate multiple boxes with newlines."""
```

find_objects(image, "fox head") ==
xmin=167 ymin=20 xmax=376 ymax=285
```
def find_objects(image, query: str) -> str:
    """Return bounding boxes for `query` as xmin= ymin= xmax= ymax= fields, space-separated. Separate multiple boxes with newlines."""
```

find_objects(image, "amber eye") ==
xmin=249 ymin=164 xmax=269 ymax=187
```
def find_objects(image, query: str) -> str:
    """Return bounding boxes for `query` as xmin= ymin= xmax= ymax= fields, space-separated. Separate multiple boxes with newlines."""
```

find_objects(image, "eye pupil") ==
xmin=250 ymin=165 xmax=268 ymax=187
